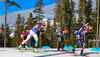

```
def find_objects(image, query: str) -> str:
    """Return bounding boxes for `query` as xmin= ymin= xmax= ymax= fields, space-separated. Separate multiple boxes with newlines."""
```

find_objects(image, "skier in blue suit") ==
xmin=72 ymin=23 xmax=93 ymax=56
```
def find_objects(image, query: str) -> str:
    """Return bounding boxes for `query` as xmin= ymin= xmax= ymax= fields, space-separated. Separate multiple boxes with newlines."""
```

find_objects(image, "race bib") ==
xmin=58 ymin=37 xmax=61 ymax=41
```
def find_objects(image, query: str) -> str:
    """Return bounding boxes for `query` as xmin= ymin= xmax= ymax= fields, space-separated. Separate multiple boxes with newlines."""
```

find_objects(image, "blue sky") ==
xmin=0 ymin=0 xmax=96 ymax=27
xmin=0 ymin=0 xmax=55 ymax=16
xmin=0 ymin=0 xmax=96 ymax=16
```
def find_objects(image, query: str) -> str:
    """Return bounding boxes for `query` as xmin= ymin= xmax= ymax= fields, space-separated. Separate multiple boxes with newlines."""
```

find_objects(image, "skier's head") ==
xmin=0 ymin=28 xmax=2 ymax=30
xmin=88 ymin=24 xmax=93 ymax=30
xmin=0 ymin=28 xmax=2 ymax=33
xmin=61 ymin=28 xmax=64 ymax=32
xmin=41 ymin=22 xmax=46 ymax=28
xmin=63 ymin=29 xmax=68 ymax=33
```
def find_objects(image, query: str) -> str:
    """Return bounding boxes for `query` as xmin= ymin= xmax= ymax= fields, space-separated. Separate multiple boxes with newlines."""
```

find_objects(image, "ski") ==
xmin=61 ymin=50 xmax=72 ymax=53
xmin=29 ymin=51 xmax=47 ymax=54
xmin=33 ymin=51 xmax=44 ymax=54
xmin=60 ymin=50 xmax=90 ymax=57
xmin=17 ymin=47 xmax=29 ymax=51
xmin=74 ymin=53 xmax=90 ymax=57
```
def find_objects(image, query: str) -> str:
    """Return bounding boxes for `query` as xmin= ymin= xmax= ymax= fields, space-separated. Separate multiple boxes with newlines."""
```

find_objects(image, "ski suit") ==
xmin=20 ymin=29 xmax=29 ymax=45
xmin=58 ymin=31 xmax=65 ymax=48
xmin=57 ymin=29 xmax=68 ymax=51
xmin=0 ymin=29 xmax=2 ymax=35
xmin=22 ymin=24 xmax=45 ymax=47
xmin=0 ymin=29 xmax=4 ymax=36
xmin=72 ymin=24 xmax=93 ymax=55
xmin=74 ymin=25 xmax=90 ymax=49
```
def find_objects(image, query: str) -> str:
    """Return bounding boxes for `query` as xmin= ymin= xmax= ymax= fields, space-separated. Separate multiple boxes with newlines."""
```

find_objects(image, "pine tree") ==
xmin=44 ymin=19 xmax=51 ymax=47
xmin=85 ymin=0 xmax=93 ymax=23
xmin=68 ymin=0 xmax=75 ymax=41
xmin=12 ymin=14 xmax=22 ymax=47
xmin=6 ymin=24 xmax=11 ymax=47
xmin=1 ymin=23 xmax=4 ymax=33
xmin=54 ymin=0 xmax=62 ymax=27
xmin=7 ymin=0 xmax=21 ymax=8
xmin=26 ymin=13 xmax=37 ymax=47
xmin=45 ymin=19 xmax=51 ymax=40
xmin=52 ymin=19 xmax=58 ymax=48
xmin=33 ymin=0 xmax=44 ymax=22
xmin=27 ymin=13 xmax=37 ymax=28
xmin=77 ymin=0 xmax=86 ymax=28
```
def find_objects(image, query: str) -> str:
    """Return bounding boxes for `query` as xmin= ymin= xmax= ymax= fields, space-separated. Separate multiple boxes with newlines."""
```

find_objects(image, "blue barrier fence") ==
xmin=42 ymin=46 xmax=51 ymax=49
xmin=28 ymin=46 xmax=33 ymax=49
xmin=64 ymin=46 xmax=73 ymax=49
xmin=91 ymin=47 xmax=100 ymax=52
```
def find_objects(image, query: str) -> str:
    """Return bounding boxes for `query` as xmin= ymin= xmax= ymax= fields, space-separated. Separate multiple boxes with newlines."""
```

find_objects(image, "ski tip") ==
xmin=17 ymin=47 xmax=20 ymax=50
xmin=25 ymin=48 xmax=29 ymax=50
xmin=33 ymin=51 xmax=38 ymax=53
xmin=86 ymin=56 xmax=90 ymax=57
xmin=61 ymin=51 xmax=65 ymax=52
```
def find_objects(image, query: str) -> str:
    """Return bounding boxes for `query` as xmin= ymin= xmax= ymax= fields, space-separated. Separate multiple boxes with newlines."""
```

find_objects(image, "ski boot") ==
xmin=33 ymin=48 xmax=38 ymax=53
xmin=80 ymin=50 xmax=86 ymax=56
xmin=72 ymin=45 xmax=77 ymax=53
xmin=72 ymin=48 xmax=75 ymax=53
xmin=62 ymin=47 xmax=65 ymax=51
xmin=57 ymin=47 xmax=61 ymax=51
xmin=18 ymin=44 xmax=22 ymax=50
xmin=25 ymin=45 xmax=29 ymax=50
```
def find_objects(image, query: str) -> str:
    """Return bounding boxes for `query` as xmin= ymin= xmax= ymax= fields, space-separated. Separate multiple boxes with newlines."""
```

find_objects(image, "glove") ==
xmin=41 ymin=30 xmax=44 ymax=32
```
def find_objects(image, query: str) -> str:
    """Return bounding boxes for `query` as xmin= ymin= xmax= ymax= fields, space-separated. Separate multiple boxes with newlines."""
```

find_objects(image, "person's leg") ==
xmin=72 ymin=34 xmax=81 ymax=53
xmin=75 ymin=39 xmax=81 ymax=47
xmin=18 ymin=35 xmax=25 ymax=48
xmin=72 ymin=39 xmax=81 ymax=53
xmin=57 ymin=37 xmax=62 ymax=51
xmin=58 ymin=41 xmax=62 ymax=51
xmin=32 ymin=32 xmax=38 ymax=52
xmin=80 ymin=39 xmax=85 ymax=56
xmin=20 ymin=35 xmax=24 ymax=45
xmin=33 ymin=33 xmax=38 ymax=47
xmin=24 ymin=36 xmax=29 ymax=50
xmin=22 ymin=30 xmax=32 ymax=45
xmin=62 ymin=38 xmax=65 ymax=51
xmin=24 ymin=35 xmax=28 ymax=45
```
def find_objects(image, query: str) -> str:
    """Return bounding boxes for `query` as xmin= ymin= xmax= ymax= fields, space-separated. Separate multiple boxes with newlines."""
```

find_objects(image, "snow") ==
xmin=0 ymin=48 xmax=100 ymax=57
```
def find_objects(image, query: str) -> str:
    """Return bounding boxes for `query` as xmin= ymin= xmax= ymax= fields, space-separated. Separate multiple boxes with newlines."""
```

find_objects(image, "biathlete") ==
xmin=18 ymin=29 xmax=29 ymax=50
xmin=0 ymin=28 xmax=2 ymax=35
xmin=57 ymin=29 xmax=68 ymax=51
xmin=72 ymin=23 xmax=93 ymax=56
xmin=18 ymin=22 xmax=46 ymax=52
xmin=0 ymin=28 xmax=4 ymax=37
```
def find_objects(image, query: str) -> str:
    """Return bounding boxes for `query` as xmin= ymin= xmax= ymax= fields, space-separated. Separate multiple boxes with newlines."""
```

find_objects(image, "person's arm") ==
xmin=40 ymin=28 xmax=45 ymax=34
xmin=79 ymin=23 xmax=89 ymax=32
xmin=58 ymin=32 xmax=61 ymax=37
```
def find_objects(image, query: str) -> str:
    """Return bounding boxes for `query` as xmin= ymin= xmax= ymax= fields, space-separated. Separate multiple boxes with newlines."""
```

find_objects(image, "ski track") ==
xmin=0 ymin=48 xmax=100 ymax=57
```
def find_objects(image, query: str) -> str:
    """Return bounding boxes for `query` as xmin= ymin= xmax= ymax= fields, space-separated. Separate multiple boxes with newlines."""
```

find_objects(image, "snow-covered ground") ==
xmin=0 ymin=48 xmax=100 ymax=57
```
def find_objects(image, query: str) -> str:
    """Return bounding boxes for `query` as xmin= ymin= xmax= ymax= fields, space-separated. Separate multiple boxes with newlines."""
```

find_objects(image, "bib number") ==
xmin=58 ymin=37 xmax=61 ymax=41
